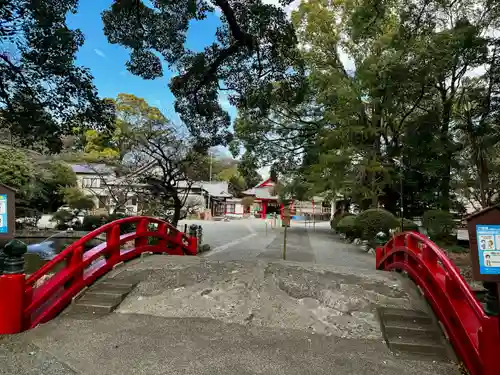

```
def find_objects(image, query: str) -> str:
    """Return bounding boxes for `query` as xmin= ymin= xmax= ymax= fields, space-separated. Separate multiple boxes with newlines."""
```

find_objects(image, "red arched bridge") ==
xmin=0 ymin=217 xmax=197 ymax=333
xmin=376 ymin=232 xmax=499 ymax=375
xmin=0 ymin=217 xmax=499 ymax=375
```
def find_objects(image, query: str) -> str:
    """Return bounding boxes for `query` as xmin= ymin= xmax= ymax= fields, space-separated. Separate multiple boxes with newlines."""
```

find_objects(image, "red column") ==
xmin=0 ymin=274 xmax=26 ymax=334
xmin=261 ymin=201 xmax=267 ymax=219
xmin=280 ymin=203 xmax=284 ymax=219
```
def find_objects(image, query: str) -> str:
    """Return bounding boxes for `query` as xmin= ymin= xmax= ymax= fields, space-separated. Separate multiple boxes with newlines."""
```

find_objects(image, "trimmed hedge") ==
xmin=82 ymin=215 xmax=108 ymax=231
xmin=423 ymin=210 xmax=456 ymax=240
xmin=336 ymin=215 xmax=361 ymax=239
xmin=82 ymin=213 xmax=136 ymax=234
xmin=108 ymin=213 xmax=136 ymax=234
xmin=331 ymin=212 xmax=353 ymax=230
xmin=355 ymin=208 xmax=397 ymax=240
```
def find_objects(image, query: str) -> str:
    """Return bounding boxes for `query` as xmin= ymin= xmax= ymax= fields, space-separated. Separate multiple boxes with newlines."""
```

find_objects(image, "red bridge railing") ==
xmin=376 ymin=231 xmax=500 ymax=375
xmin=0 ymin=216 xmax=197 ymax=334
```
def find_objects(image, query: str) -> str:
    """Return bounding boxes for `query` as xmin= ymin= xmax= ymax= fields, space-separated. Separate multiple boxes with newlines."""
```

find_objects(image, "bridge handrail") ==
xmin=376 ymin=231 xmax=499 ymax=375
xmin=27 ymin=216 xmax=191 ymax=286
xmin=22 ymin=216 xmax=197 ymax=330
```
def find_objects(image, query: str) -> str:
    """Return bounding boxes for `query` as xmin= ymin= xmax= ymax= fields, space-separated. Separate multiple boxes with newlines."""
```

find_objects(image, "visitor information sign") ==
xmin=0 ymin=194 xmax=7 ymax=234
xmin=476 ymin=224 xmax=500 ymax=275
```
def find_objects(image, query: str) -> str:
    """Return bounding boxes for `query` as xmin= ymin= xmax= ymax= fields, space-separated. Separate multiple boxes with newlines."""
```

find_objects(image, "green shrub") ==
xmin=51 ymin=209 xmax=74 ymax=229
xmin=392 ymin=218 xmax=419 ymax=232
xmin=331 ymin=212 xmax=353 ymax=230
xmin=82 ymin=215 xmax=107 ymax=231
xmin=423 ymin=210 xmax=456 ymax=240
xmin=355 ymin=208 xmax=397 ymax=240
xmin=108 ymin=213 xmax=136 ymax=234
xmin=337 ymin=215 xmax=361 ymax=239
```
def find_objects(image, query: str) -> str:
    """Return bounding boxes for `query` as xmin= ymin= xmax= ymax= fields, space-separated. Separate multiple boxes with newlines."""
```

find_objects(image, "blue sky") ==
xmin=66 ymin=1 xmax=295 ymax=175
xmin=67 ymin=1 xmax=235 ymax=125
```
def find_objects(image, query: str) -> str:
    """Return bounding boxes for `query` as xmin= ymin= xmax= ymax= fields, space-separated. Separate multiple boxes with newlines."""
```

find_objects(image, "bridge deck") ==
xmin=1 ymin=222 xmax=461 ymax=374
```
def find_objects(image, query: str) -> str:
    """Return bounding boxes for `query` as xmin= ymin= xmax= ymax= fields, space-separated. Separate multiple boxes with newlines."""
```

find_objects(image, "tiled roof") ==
xmin=70 ymin=164 xmax=114 ymax=175
xmin=201 ymin=181 xmax=232 ymax=197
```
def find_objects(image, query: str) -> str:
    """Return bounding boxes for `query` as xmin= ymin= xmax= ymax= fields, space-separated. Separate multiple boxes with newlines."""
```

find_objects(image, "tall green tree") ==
xmin=236 ymin=0 xmax=500 ymax=216
xmin=0 ymin=0 xmax=114 ymax=151
xmin=0 ymin=147 xmax=78 ymax=217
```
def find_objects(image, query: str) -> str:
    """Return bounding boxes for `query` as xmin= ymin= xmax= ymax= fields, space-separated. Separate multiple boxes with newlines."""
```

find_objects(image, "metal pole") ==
xmin=400 ymin=158 xmax=404 ymax=232
xmin=209 ymin=150 xmax=212 ymax=182
xmin=283 ymin=224 xmax=287 ymax=260
xmin=312 ymin=200 xmax=316 ymax=232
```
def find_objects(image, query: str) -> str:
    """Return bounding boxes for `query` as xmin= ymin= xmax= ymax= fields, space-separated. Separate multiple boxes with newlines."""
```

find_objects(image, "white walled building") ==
xmin=70 ymin=164 xmax=232 ymax=218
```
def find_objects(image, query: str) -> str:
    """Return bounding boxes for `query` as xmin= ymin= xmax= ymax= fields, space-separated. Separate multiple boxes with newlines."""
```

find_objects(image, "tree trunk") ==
xmin=171 ymin=197 xmax=183 ymax=228
xmin=439 ymin=99 xmax=453 ymax=211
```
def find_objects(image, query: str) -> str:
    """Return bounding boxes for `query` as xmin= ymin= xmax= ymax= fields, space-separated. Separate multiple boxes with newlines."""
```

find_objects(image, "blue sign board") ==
xmin=476 ymin=224 xmax=500 ymax=275
xmin=0 ymin=194 xmax=7 ymax=234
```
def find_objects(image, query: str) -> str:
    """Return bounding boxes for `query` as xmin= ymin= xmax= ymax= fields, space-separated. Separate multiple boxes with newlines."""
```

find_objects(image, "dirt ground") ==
xmin=445 ymin=252 xmax=484 ymax=291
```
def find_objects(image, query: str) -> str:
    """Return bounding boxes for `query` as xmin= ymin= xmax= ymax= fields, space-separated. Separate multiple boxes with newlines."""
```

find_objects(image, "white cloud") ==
xmin=258 ymin=165 xmax=270 ymax=179
xmin=338 ymin=47 xmax=356 ymax=73
xmin=262 ymin=0 xmax=301 ymax=16
xmin=94 ymin=49 xmax=106 ymax=58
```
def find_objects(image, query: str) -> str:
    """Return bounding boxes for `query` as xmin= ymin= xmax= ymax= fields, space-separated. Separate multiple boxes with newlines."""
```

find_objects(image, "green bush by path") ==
xmin=331 ymin=212 xmax=353 ymax=230
xmin=393 ymin=218 xmax=419 ymax=232
xmin=423 ymin=210 xmax=456 ymax=241
xmin=336 ymin=215 xmax=361 ymax=240
xmin=355 ymin=208 xmax=397 ymax=240
xmin=82 ymin=215 xmax=108 ymax=231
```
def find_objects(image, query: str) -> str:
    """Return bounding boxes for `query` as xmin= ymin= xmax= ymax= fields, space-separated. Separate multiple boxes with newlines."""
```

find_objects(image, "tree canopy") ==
xmin=101 ymin=0 xmax=304 ymax=150
xmin=235 ymin=0 xmax=500 ymax=216
xmin=0 ymin=0 xmax=114 ymax=152
xmin=0 ymin=147 xmax=78 ymax=216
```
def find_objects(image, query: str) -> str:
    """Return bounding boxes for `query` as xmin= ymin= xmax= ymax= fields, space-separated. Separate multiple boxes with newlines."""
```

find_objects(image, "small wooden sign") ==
xmin=466 ymin=206 xmax=500 ymax=282
xmin=0 ymin=184 xmax=16 ymax=241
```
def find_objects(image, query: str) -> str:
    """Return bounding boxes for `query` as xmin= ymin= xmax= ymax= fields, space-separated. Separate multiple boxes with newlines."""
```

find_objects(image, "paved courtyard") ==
xmin=196 ymin=219 xmax=375 ymax=270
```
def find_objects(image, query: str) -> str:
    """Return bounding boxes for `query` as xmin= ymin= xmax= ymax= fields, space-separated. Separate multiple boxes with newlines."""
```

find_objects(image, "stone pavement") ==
xmin=204 ymin=220 xmax=374 ymax=270
xmin=0 ymin=220 xmax=460 ymax=375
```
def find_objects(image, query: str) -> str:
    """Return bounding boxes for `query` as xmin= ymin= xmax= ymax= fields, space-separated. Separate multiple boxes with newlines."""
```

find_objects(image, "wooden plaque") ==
xmin=466 ymin=206 xmax=500 ymax=282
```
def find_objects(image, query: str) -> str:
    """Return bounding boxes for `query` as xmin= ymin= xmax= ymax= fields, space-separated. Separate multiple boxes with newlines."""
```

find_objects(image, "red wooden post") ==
xmin=169 ymin=231 xmax=184 ymax=255
xmin=0 ymin=239 xmax=28 ymax=334
xmin=135 ymin=219 xmax=149 ymax=249
xmin=0 ymin=274 xmax=25 ymax=334
xmin=188 ymin=236 xmax=198 ymax=255
xmin=69 ymin=245 xmax=84 ymax=285
xmin=479 ymin=318 xmax=500 ymax=375
xmin=106 ymin=224 xmax=121 ymax=264
xmin=375 ymin=246 xmax=384 ymax=265
xmin=156 ymin=222 xmax=167 ymax=250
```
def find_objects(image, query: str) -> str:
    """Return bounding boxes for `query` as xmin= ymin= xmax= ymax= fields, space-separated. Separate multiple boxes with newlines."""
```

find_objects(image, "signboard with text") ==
xmin=0 ymin=184 xmax=15 ymax=241
xmin=476 ymin=224 xmax=500 ymax=275
xmin=0 ymin=194 xmax=7 ymax=234
xmin=467 ymin=206 xmax=500 ymax=282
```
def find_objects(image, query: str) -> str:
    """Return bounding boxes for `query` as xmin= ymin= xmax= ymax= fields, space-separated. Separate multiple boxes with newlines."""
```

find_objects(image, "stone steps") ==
xmin=67 ymin=280 xmax=136 ymax=318
xmin=378 ymin=307 xmax=453 ymax=362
